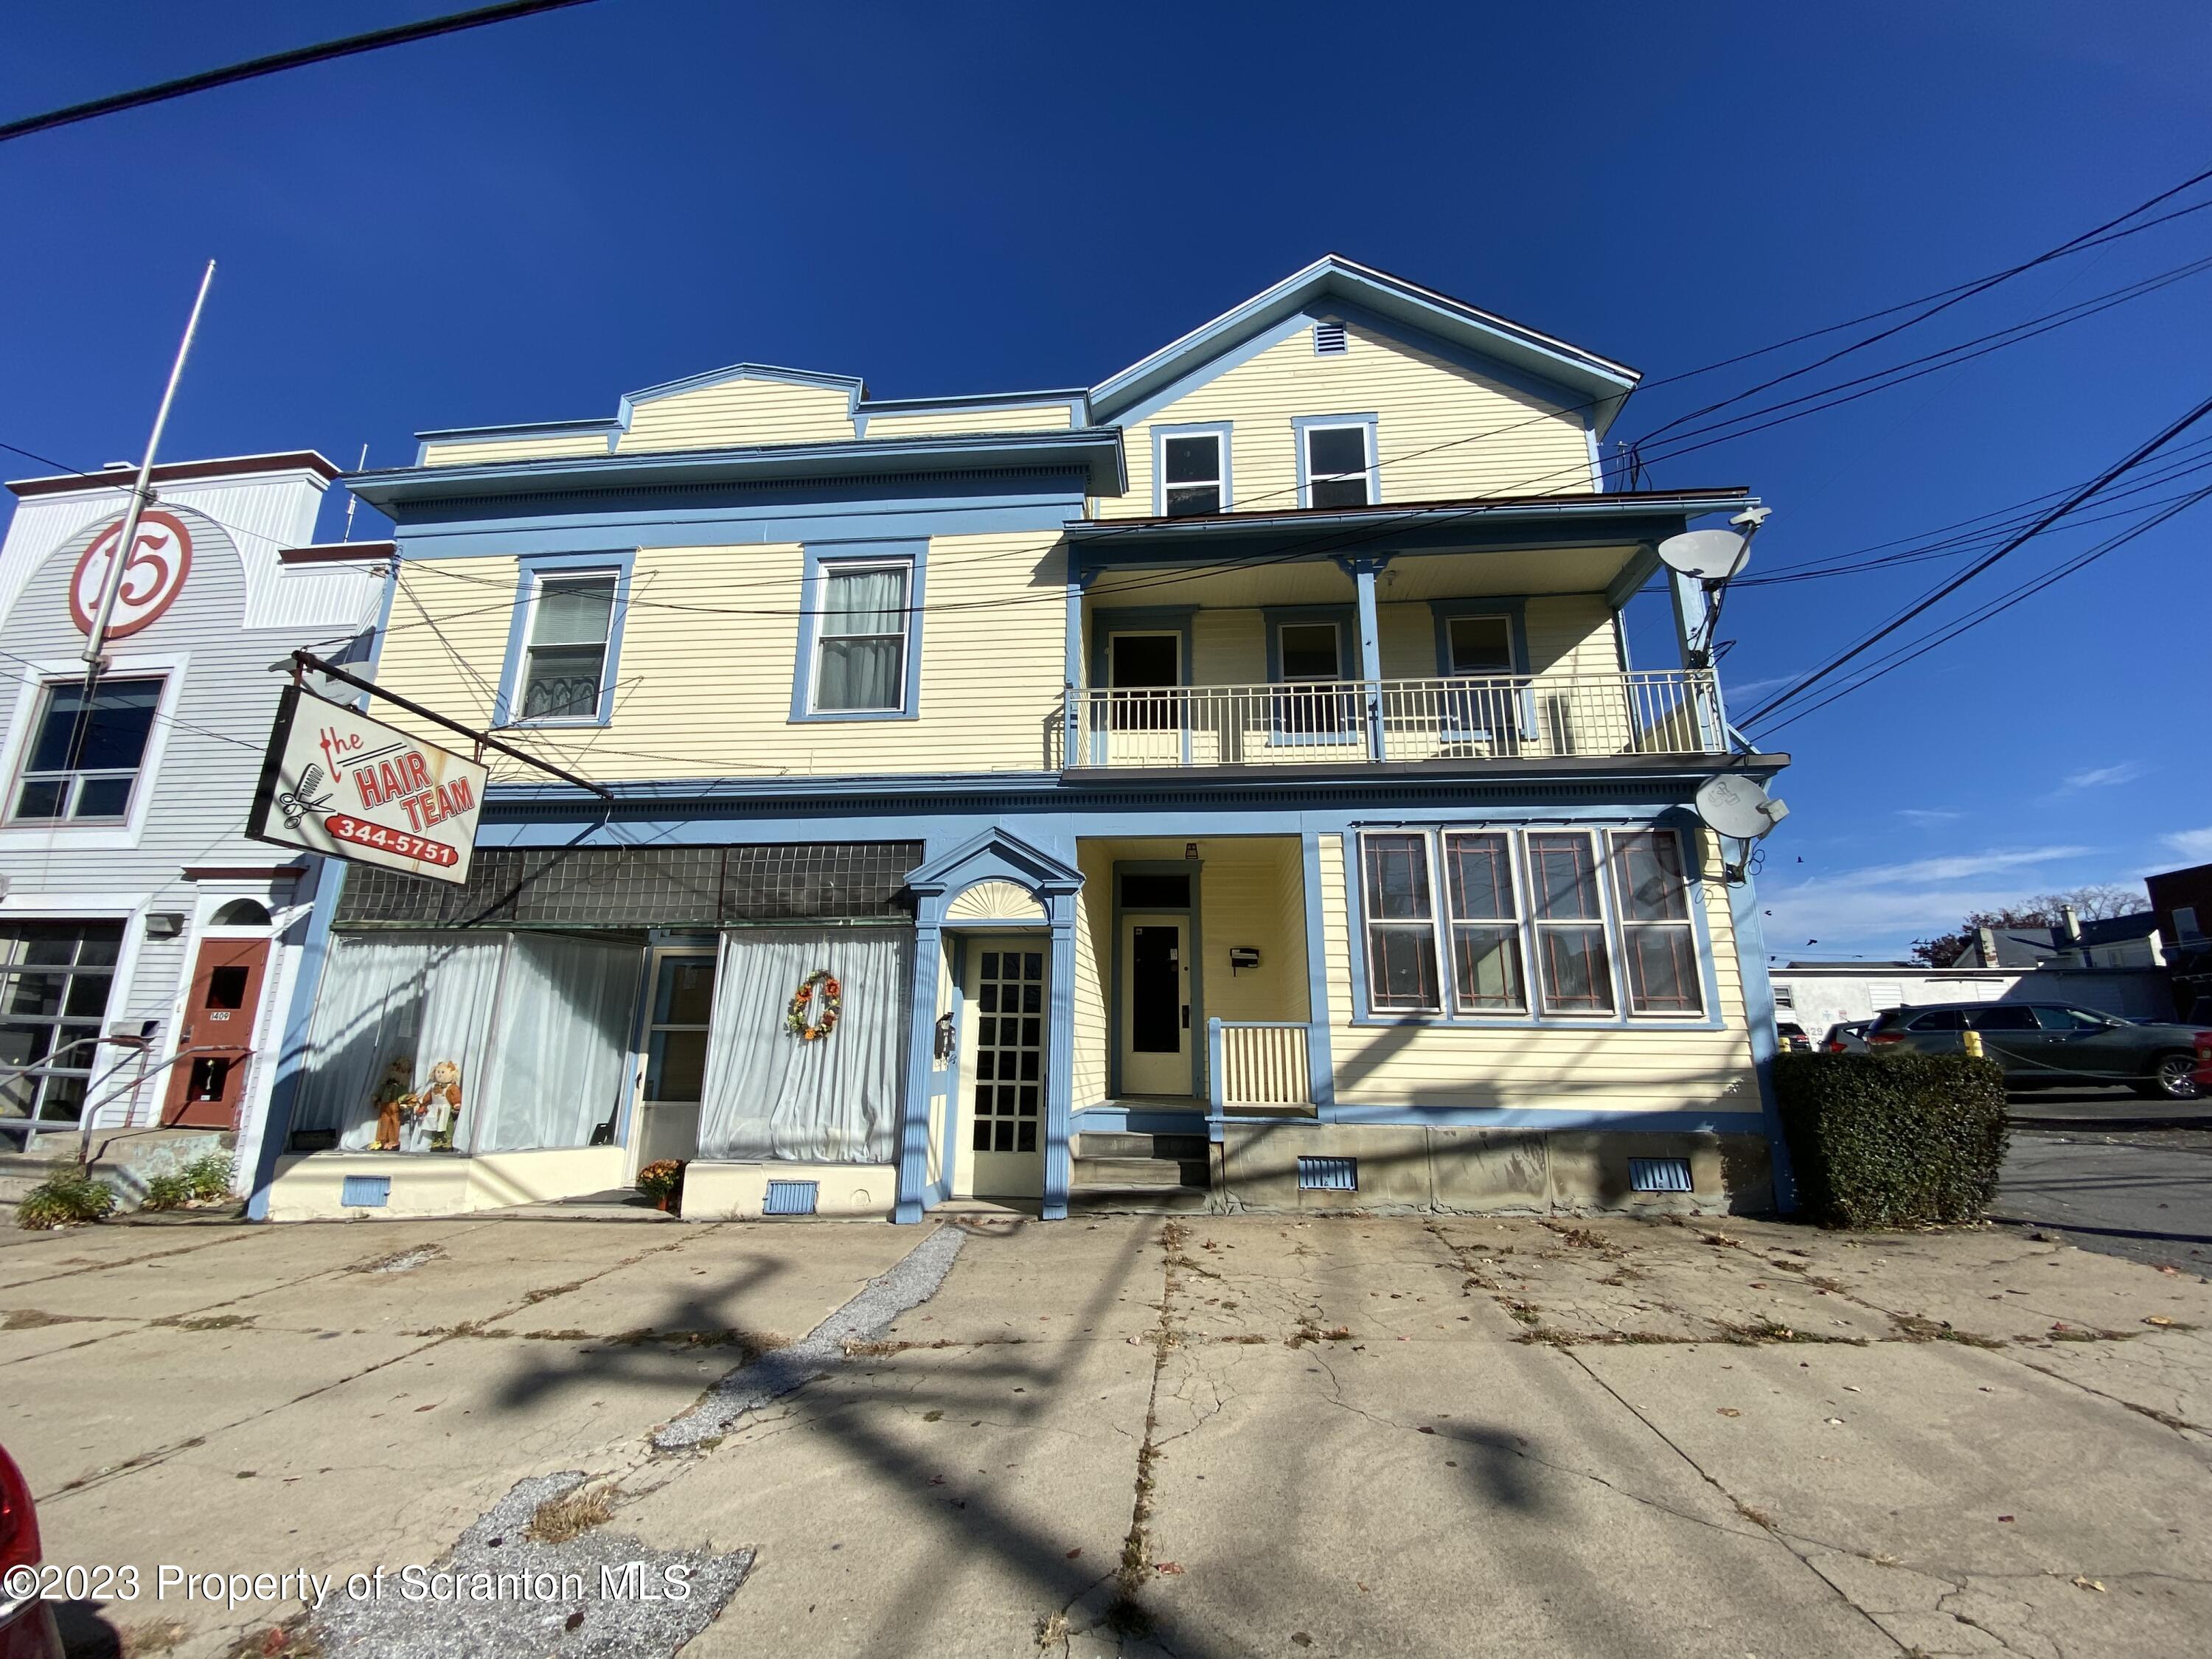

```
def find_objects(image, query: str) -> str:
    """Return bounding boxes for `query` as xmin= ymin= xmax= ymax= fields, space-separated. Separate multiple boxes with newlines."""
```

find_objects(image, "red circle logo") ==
xmin=69 ymin=509 xmax=194 ymax=641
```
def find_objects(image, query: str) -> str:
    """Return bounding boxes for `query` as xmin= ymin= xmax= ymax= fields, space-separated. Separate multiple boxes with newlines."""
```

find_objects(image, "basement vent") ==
xmin=1296 ymin=1155 xmax=1357 ymax=1192
xmin=340 ymin=1175 xmax=391 ymax=1208
xmin=1628 ymin=1158 xmax=1694 ymax=1194
xmin=1312 ymin=321 xmax=1349 ymax=356
xmin=763 ymin=1180 xmax=820 ymax=1216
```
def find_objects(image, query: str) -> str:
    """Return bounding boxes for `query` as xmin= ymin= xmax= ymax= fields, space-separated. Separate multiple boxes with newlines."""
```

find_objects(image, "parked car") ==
xmin=0 ymin=1444 xmax=63 ymax=1659
xmin=1775 ymin=1020 xmax=1814 ymax=1053
xmin=1865 ymin=1001 xmax=2210 ymax=1099
xmin=1821 ymin=1020 xmax=1872 ymax=1054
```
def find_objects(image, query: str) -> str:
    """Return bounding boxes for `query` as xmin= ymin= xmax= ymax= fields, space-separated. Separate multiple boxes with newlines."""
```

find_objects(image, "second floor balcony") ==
xmin=1060 ymin=669 xmax=1722 ymax=771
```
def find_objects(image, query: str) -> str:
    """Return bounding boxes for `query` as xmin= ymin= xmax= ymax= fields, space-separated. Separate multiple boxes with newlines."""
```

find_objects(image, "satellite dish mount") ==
xmin=1694 ymin=773 xmax=1789 ymax=884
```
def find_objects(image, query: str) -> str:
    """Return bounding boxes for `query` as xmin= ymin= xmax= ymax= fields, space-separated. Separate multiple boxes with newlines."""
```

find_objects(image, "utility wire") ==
xmin=0 ymin=0 xmax=599 ymax=145
xmin=1737 ymin=392 xmax=2212 ymax=728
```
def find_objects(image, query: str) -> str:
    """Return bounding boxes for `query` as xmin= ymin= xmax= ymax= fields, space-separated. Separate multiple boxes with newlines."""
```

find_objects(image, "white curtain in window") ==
xmin=470 ymin=933 xmax=641 ymax=1152
xmin=291 ymin=932 xmax=507 ymax=1151
xmin=813 ymin=568 xmax=905 ymax=711
xmin=695 ymin=927 xmax=909 ymax=1163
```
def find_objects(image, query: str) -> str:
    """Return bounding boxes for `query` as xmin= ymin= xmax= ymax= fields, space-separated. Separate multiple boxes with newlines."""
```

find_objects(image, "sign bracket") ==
xmin=292 ymin=650 xmax=613 ymax=801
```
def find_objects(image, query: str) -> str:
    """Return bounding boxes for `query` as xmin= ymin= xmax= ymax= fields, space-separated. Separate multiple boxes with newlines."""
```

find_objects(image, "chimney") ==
xmin=2061 ymin=903 xmax=2082 ymax=945
xmin=1977 ymin=925 xmax=2000 ymax=967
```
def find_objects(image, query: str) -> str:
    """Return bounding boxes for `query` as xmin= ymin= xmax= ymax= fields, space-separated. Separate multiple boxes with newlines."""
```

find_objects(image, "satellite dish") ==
xmin=1658 ymin=529 xmax=1750 ymax=582
xmin=1696 ymin=773 xmax=1790 ymax=842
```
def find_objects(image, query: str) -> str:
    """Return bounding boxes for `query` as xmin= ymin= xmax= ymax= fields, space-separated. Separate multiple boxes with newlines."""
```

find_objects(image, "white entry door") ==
xmin=961 ymin=939 xmax=1046 ymax=1198
xmin=1119 ymin=914 xmax=1192 ymax=1096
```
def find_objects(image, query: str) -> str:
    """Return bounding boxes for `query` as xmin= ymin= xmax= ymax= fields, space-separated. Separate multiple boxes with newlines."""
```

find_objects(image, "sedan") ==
xmin=0 ymin=1445 xmax=63 ymax=1659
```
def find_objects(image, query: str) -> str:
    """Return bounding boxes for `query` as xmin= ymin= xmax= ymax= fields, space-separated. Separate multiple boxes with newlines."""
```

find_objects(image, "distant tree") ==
xmin=1909 ymin=883 xmax=2149 ymax=966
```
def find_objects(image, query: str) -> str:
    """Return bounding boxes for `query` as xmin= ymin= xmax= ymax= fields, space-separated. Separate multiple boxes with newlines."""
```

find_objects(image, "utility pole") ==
xmin=81 ymin=260 xmax=215 ymax=669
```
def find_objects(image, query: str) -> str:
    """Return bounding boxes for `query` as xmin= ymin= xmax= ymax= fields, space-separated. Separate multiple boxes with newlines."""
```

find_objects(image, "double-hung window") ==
xmin=519 ymin=574 xmax=616 ymax=722
xmin=10 ymin=678 xmax=161 ymax=823
xmin=1275 ymin=619 xmax=1354 ymax=736
xmin=1361 ymin=833 xmax=1440 ymax=1012
xmin=811 ymin=562 xmax=911 ymax=714
xmin=1444 ymin=832 xmax=1526 ymax=1013
xmin=1527 ymin=832 xmax=1615 ymax=1015
xmin=1610 ymin=831 xmax=1703 ymax=1015
xmin=1304 ymin=424 xmax=1373 ymax=508
xmin=1161 ymin=433 xmax=1225 ymax=517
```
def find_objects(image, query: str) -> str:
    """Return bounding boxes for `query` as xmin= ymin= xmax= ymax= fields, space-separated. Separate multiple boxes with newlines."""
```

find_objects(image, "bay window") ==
xmin=1610 ymin=831 xmax=1703 ymax=1015
xmin=1527 ymin=832 xmax=1615 ymax=1015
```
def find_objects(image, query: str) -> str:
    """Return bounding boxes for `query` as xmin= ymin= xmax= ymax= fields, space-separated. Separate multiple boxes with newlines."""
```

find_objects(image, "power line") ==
xmin=0 ymin=0 xmax=599 ymax=145
xmin=1737 ymin=392 xmax=2212 ymax=728
xmin=1748 ymin=484 xmax=2212 ymax=739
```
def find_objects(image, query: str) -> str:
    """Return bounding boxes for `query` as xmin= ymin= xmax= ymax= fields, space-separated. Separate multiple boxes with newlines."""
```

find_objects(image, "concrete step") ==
xmin=1077 ymin=1131 xmax=1210 ymax=1161
xmin=1072 ymin=1156 xmax=1194 ymax=1189
xmin=1068 ymin=1184 xmax=1211 ymax=1214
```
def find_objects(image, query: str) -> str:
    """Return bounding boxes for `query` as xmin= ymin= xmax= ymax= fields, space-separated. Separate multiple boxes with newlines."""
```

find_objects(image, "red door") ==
xmin=164 ymin=938 xmax=270 ymax=1129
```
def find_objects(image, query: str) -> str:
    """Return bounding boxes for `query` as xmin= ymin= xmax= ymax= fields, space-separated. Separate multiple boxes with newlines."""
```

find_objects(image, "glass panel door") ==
xmin=964 ymin=940 xmax=1046 ymax=1197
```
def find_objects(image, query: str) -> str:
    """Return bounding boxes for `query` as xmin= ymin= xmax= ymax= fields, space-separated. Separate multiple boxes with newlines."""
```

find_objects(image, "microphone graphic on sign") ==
xmin=277 ymin=763 xmax=335 ymax=831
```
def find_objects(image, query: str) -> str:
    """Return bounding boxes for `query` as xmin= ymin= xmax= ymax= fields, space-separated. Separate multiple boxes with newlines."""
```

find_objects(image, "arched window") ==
xmin=209 ymin=899 xmax=272 ymax=928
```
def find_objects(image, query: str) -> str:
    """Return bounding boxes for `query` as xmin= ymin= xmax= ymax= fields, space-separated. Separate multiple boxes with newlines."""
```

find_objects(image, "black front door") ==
xmin=1133 ymin=925 xmax=1182 ymax=1052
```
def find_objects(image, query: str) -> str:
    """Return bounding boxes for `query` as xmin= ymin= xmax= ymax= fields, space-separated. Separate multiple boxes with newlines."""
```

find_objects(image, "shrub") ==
xmin=183 ymin=1151 xmax=236 ymax=1203
xmin=139 ymin=1171 xmax=194 ymax=1211
xmin=1774 ymin=1051 xmax=2008 ymax=1228
xmin=16 ymin=1169 xmax=116 ymax=1230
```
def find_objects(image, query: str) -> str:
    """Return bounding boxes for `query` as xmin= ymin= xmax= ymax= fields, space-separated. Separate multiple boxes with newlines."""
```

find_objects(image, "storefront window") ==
xmin=0 ymin=923 xmax=124 ymax=1132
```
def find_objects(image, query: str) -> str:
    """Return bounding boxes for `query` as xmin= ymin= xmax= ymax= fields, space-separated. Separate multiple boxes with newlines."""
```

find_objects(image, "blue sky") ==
xmin=3 ymin=1 xmax=2208 ymax=959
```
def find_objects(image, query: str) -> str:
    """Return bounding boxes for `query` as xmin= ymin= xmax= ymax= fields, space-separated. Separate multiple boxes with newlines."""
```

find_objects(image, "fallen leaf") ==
xmin=1065 ymin=1548 xmax=1082 ymax=1559
xmin=2072 ymin=1576 xmax=2107 ymax=1593
xmin=414 ymin=1404 xmax=437 ymax=1413
xmin=1154 ymin=1562 xmax=1185 ymax=1576
xmin=2143 ymin=1316 xmax=2177 ymax=1328
xmin=1997 ymin=1514 xmax=2015 ymax=1523
xmin=1718 ymin=1408 xmax=1741 ymax=1418
xmin=1824 ymin=1417 xmax=1844 ymax=1426
xmin=1417 ymin=1426 xmax=1437 ymax=1435
xmin=923 ymin=1410 xmax=943 ymax=1422
xmin=1873 ymin=1554 xmax=1901 ymax=1568
xmin=1291 ymin=1636 xmax=1313 ymax=1649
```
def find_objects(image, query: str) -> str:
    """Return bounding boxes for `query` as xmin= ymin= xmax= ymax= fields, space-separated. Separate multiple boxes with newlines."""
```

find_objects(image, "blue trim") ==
xmin=895 ymin=918 xmax=941 ymax=1222
xmin=1046 ymin=894 xmax=1077 ymax=1220
xmin=491 ymin=549 xmax=635 ymax=729
xmin=1728 ymin=871 xmax=1798 ymax=1213
xmin=1150 ymin=421 xmax=1234 ymax=517
xmin=1107 ymin=859 xmax=1204 ymax=1100
xmin=1089 ymin=258 xmax=1639 ymax=431
xmin=1340 ymin=819 xmax=1728 ymax=1032
xmin=1300 ymin=831 xmax=1336 ymax=1108
xmin=1319 ymin=1106 xmax=1770 ymax=1133
xmin=789 ymin=539 xmax=928 ymax=723
xmin=353 ymin=428 xmax=1127 ymax=513
xmin=1293 ymin=413 xmax=1380 ymax=509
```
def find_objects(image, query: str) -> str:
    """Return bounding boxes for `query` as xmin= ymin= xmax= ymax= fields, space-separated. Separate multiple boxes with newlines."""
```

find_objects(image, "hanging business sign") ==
xmin=246 ymin=686 xmax=489 ymax=885
xmin=69 ymin=509 xmax=194 ymax=639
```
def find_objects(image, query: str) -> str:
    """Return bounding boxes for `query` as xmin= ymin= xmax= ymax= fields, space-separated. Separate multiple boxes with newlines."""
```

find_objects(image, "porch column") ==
xmin=1339 ymin=554 xmax=1389 ymax=760
xmin=1728 ymin=870 xmax=1798 ymax=1214
xmin=1062 ymin=563 xmax=1083 ymax=769
xmin=1043 ymin=892 xmax=1077 ymax=1220
xmin=245 ymin=858 xmax=346 ymax=1220
xmin=894 ymin=908 xmax=945 ymax=1223
xmin=1669 ymin=566 xmax=1724 ymax=750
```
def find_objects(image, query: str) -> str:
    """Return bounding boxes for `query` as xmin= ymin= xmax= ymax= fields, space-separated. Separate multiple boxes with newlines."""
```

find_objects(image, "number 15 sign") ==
xmin=247 ymin=686 xmax=490 ymax=886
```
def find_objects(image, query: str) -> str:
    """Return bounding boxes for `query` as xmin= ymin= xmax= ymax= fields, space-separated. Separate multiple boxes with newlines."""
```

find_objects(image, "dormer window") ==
xmin=1301 ymin=422 xmax=1374 ymax=509
xmin=1158 ymin=430 xmax=1226 ymax=517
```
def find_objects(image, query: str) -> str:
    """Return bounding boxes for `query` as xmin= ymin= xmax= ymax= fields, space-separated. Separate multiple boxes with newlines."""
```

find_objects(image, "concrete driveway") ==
xmin=3 ymin=1209 xmax=2208 ymax=1658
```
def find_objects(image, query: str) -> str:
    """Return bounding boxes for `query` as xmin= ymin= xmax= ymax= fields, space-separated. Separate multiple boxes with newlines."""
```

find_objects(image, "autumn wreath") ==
xmin=786 ymin=969 xmax=842 ymax=1042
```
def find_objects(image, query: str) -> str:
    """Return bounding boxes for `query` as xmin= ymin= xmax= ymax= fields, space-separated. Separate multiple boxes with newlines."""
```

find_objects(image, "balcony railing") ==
xmin=1063 ymin=670 xmax=1721 ymax=769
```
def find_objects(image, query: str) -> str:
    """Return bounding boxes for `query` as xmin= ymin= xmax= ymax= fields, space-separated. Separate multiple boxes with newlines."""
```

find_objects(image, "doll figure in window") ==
xmin=371 ymin=1058 xmax=414 ymax=1151
xmin=417 ymin=1059 xmax=463 ymax=1152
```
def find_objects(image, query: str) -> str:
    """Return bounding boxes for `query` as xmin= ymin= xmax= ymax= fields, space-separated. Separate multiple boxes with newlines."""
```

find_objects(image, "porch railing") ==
xmin=1206 ymin=1019 xmax=1313 ymax=1143
xmin=1063 ymin=669 xmax=1720 ymax=769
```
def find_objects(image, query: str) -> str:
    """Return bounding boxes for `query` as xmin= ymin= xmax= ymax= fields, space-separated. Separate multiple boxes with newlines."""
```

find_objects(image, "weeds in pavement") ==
xmin=15 ymin=1169 xmax=114 ymax=1230
xmin=1035 ymin=1611 xmax=1070 ymax=1651
xmin=1887 ymin=1313 xmax=2006 ymax=1349
xmin=117 ymin=1618 xmax=189 ymax=1655
xmin=525 ymin=1481 xmax=619 ymax=1543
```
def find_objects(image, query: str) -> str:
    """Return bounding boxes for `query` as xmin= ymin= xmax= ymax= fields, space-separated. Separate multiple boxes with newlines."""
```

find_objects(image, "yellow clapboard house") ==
xmin=257 ymin=257 xmax=1792 ymax=1224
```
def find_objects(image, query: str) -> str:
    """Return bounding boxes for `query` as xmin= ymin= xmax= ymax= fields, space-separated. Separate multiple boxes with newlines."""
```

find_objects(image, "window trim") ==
xmin=789 ymin=539 xmax=927 ymax=723
xmin=493 ymin=550 xmax=634 ymax=729
xmin=0 ymin=654 xmax=182 ymax=852
xmin=1151 ymin=422 xmax=1233 ymax=518
xmin=1293 ymin=413 xmax=1380 ymax=509
xmin=1345 ymin=822 xmax=1722 ymax=1030
xmin=1607 ymin=828 xmax=1705 ymax=1019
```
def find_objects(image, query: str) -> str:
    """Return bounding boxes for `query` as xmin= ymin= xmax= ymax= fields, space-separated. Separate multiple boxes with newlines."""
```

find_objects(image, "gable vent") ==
xmin=1312 ymin=322 xmax=1349 ymax=356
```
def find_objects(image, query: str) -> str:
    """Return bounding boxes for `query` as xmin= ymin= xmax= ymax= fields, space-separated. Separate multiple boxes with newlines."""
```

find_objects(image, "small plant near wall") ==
xmin=636 ymin=1159 xmax=686 ymax=1214
xmin=139 ymin=1170 xmax=195 ymax=1211
xmin=183 ymin=1151 xmax=236 ymax=1202
xmin=15 ymin=1169 xmax=116 ymax=1230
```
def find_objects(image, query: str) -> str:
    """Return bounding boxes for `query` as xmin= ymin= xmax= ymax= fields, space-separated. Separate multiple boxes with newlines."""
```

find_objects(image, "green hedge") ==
xmin=1773 ymin=1051 xmax=2009 ymax=1228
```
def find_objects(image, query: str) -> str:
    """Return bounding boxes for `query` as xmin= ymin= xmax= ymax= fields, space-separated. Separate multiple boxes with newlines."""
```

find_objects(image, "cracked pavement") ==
xmin=4 ymin=1211 xmax=2208 ymax=1657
